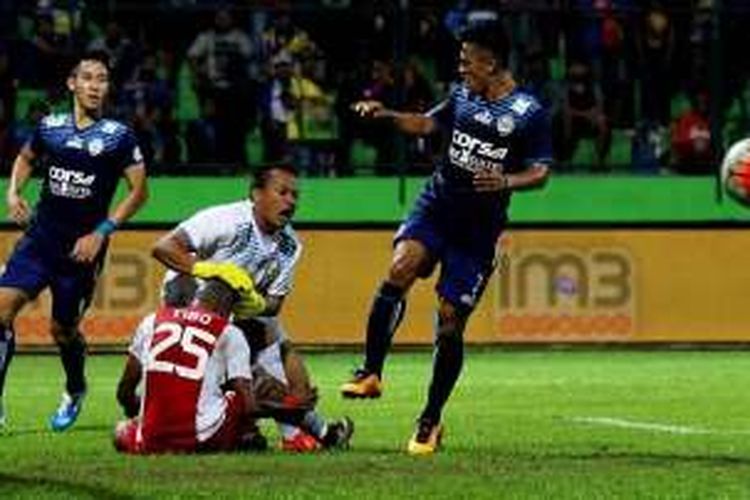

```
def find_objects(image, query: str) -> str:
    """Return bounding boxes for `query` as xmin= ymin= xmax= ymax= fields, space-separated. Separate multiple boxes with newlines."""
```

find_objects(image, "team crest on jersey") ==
xmin=43 ymin=114 xmax=67 ymax=128
xmin=511 ymin=96 xmax=532 ymax=115
xmin=87 ymin=138 xmax=104 ymax=156
xmin=101 ymin=121 xmax=120 ymax=134
xmin=496 ymin=114 xmax=515 ymax=136
xmin=254 ymin=258 xmax=281 ymax=292
xmin=473 ymin=110 xmax=493 ymax=125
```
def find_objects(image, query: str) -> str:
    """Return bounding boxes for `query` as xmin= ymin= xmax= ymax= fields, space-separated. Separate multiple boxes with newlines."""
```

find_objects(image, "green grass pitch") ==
xmin=1 ymin=349 xmax=749 ymax=499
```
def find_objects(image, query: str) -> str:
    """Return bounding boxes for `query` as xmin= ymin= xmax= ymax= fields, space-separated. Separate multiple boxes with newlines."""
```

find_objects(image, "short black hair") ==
xmin=252 ymin=164 xmax=299 ymax=190
xmin=195 ymin=278 xmax=240 ymax=316
xmin=71 ymin=50 xmax=111 ymax=74
xmin=459 ymin=21 xmax=510 ymax=69
xmin=162 ymin=274 xmax=198 ymax=308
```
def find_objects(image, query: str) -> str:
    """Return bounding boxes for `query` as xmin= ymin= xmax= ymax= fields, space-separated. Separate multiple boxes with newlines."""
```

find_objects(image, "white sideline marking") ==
xmin=570 ymin=416 xmax=750 ymax=435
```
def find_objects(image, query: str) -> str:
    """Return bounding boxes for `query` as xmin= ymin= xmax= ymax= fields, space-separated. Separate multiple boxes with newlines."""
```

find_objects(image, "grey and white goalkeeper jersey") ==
xmin=164 ymin=199 xmax=302 ymax=297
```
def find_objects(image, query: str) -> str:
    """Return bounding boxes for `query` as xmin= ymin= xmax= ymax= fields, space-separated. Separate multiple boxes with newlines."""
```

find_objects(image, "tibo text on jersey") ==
xmin=448 ymin=130 xmax=508 ymax=172
xmin=48 ymin=165 xmax=95 ymax=199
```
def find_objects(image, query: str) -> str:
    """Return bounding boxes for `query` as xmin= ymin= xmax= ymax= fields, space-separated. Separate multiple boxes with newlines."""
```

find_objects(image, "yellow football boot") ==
xmin=407 ymin=420 xmax=443 ymax=456
xmin=340 ymin=370 xmax=382 ymax=399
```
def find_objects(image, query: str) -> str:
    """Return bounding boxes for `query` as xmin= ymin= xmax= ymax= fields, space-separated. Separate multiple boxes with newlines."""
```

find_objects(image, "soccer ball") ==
xmin=721 ymin=138 xmax=750 ymax=205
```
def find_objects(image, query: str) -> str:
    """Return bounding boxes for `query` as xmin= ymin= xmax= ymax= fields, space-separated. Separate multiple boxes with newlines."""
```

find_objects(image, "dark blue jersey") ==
xmin=427 ymin=84 xmax=552 ymax=219
xmin=26 ymin=113 xmax=143 ymax=249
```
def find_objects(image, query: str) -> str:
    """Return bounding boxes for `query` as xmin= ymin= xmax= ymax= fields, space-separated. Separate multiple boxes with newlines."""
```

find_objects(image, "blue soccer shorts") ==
xmin=394 ymin=189 xmax=501 ymax=313
xmin=0 ymin=234 xmax=104 ymax=326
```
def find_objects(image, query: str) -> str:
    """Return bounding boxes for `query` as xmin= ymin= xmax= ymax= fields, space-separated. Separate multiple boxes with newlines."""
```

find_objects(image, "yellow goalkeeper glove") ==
xmin=192 ymin=261 xmax=254 ymax=292
xmin=233 ymin=289 xmax=267 ymax=319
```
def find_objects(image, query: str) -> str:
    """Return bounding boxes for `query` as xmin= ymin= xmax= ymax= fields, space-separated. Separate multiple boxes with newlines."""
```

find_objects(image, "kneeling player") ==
xmin=114 ymin=278 xmax=255 ymax=453
xmin=162 ymin=272 xmax=351 ymax=453
xmin=115 ymin=272 xmax=353 ymax=453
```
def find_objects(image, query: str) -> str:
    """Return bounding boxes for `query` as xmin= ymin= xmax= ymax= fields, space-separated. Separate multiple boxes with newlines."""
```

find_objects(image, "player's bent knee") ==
xmin=388 ymin=261 xmax=418 ymax=286
xmin=50 ymin=322 xmax=82 ymax=345
xmin=390 ymin=240 xmax=433 ymax=285
xmin=389 ymin=250 xmax=428 ymax=286
xmin=0 ymin=288 xmax=29 ymax=325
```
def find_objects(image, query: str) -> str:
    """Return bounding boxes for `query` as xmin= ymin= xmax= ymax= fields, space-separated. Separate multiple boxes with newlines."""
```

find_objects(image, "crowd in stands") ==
xmin=0 ymin=0 xmax=749 ymax=176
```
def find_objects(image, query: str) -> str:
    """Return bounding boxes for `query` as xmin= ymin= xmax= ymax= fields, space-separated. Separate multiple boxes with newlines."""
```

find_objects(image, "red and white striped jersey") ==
xmin=129 ymin=305 xmax=251 ymax=452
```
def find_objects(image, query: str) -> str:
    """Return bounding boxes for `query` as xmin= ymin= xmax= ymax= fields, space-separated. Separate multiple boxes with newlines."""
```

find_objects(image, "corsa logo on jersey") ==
xmin=495 ymin=245 xmax=636 ymax=340
xmin=48 ymin=165 xmax=95 ymax=199
xmin=448 ymin=130 xmax=508 ymax=172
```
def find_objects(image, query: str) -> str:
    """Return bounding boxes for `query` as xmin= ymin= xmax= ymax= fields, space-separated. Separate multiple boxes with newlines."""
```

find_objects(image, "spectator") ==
xmin=670 ymin=88 xmax=713 ymax=175
xmin=521 ymin=45 xmax=561 ymax=113
xmin=259 ymin=51 xmax=334 ymax=172
xmin=260 ymin=11 xmax=319 ymax=63
xmin=555 ymin=60 xmax=611 ymax=170
xmin=598 ymin=1 xmax=636 ymax=128
xmin=122 ymin=51 xmax=179 ymax=166
xmin=10 ymin=98 xmax=49 ymax=159
xmin=636 ymin=4 xmax=675 ymax=128
xmin=0 ymin=41 xmax=15 ymax=171
xmin=186 ymin=96 xmax=220 ymax=166
xmin=403 ymin=60 xmax=436 ymax=172
xmin=332 ymin=63 xmax=368 ymax=175
xmin=259 ymin=51 xmax=296 ymax=163
xmin=358 ymin=58 xmax=398 ymax=174
xmin=87 ymin=20 xmax=139 ymax=90
xmin=187 ymin=7 xmax=253 ymax=166
xmin=21 ymin=12 xmax=71 ymax=90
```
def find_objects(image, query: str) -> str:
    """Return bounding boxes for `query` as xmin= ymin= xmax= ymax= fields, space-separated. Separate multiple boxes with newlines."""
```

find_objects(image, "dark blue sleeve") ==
xmin=27 ymin=122 xmax=45 ymax=155
xmin=522 ymin=107 xmax=553 ymax=167
xmin=113 ymin=128 xmax=145 ymax=174
xmin=425 ymin=92 xmax=455 ymax=131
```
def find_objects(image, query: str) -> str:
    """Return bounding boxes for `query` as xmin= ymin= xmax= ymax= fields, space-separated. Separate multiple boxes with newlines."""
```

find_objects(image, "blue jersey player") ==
xmin=340 ymin=23 xmax=552 ymax=454
xmin=0 ymin=51 xmax=148 ymax=431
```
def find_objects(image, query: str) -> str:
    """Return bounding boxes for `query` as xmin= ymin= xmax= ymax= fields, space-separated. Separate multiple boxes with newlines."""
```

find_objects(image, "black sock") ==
xmin=0 ymin=326 xmax=16 ymax=399
xmin=58 ymin=333 xmax=87 ymax=396
xmin=420 ymin=321 xmax=466 ymax=424
xmin=363 ymin=282 xmax=405 ymax=377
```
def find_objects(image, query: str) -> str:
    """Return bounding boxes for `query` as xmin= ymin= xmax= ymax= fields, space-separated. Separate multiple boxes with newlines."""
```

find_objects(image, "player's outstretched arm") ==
xmin=351 ymin=100 xmax=436 ymax=136
xmin=6 ymin=145 xmax=35 ymax=226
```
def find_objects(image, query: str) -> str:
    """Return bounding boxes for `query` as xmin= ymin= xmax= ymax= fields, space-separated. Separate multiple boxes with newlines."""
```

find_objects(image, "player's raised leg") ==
xmin=341 ymin=239 xmax=428 ymax=399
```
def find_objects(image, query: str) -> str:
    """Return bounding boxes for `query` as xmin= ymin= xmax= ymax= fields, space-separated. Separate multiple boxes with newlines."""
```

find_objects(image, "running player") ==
xmin=0 ymin=50 xmax=148 ymax=430
xmin=340 ymin=22 xmax=552 ymax=454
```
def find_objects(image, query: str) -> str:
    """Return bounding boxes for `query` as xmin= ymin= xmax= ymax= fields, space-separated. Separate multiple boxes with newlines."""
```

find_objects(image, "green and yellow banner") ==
xmin=2 ymin=228 xmax=748 ymax=346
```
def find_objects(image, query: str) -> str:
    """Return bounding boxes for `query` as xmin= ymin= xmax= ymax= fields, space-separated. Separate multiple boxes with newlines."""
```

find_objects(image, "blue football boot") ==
xmin=49 ymin=391 xmax=85 ymax=432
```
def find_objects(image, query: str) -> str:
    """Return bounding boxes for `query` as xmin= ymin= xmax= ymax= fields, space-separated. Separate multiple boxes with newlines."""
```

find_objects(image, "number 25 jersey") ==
xmin=129 ymin=305 xmax=251 ymax=451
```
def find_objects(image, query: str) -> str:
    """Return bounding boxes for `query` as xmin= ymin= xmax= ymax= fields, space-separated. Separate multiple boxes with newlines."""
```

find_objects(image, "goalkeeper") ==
xmin=151 ymin=163 xmax=320 ymax=451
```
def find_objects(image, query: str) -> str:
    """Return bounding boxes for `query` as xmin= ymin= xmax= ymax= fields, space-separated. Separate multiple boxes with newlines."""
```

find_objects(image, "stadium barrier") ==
xmin=3 ymin=227 xmax=750 ymax=347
